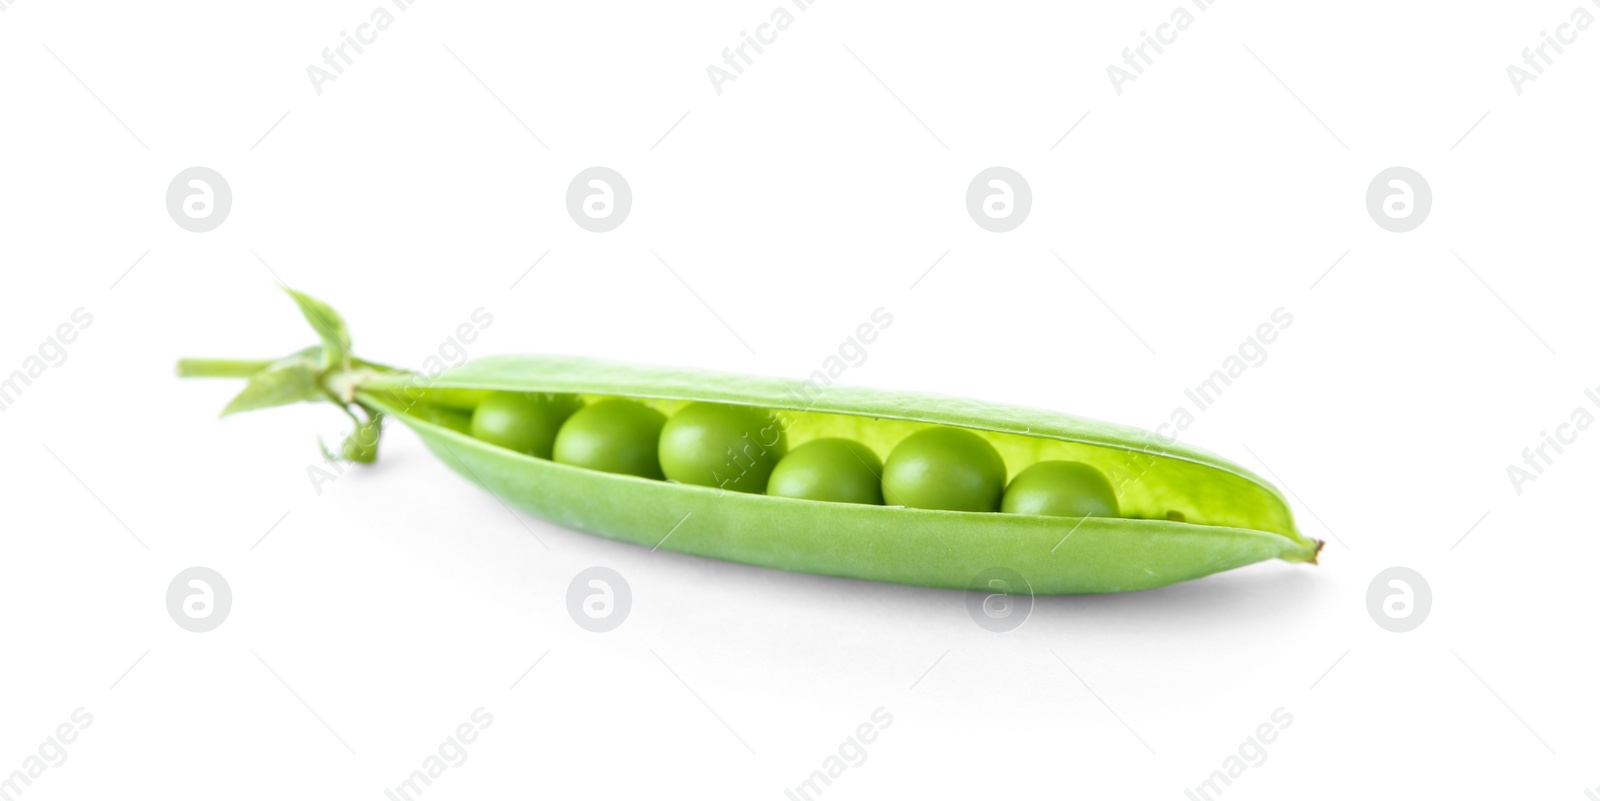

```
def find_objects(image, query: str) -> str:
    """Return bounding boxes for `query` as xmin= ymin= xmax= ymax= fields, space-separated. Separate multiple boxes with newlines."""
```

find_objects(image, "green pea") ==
xmin=553 ymin=399 xmax=667 ymax=479
xmin=469 ymin=391 xmax=582 ymax=458
xmin=880 ymin=427 xmax=1006 ymax=512
xmin=1001 ymin=461 xmax=1119 ymax=518
xmin=768 ymin=438 xmax=884 ymax=505
xmin=659 ymin=402 xmax=786 ymax=493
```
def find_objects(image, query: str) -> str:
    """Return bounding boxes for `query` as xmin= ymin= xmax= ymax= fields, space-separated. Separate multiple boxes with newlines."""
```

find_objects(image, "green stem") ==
xmin=176 ymin=358 xmax=277 ymax=378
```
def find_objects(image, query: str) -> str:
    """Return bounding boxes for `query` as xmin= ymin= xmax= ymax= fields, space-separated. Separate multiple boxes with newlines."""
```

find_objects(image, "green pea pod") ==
xmin=362 ymin=357 xmax=1319 ymax=594
xmin=182 ymin=289 xmax=1321 ymax=595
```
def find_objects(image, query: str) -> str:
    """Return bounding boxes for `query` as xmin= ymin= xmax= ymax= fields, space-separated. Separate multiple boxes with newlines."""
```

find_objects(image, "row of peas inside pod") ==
xmin=429 ymin=391 xmax=1125 ymax=519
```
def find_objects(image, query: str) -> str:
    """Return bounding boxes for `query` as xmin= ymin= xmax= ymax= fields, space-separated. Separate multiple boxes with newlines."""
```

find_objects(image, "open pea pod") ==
xmin=181 ymin=288 xmax=1320 ymax=596
xmin=365 ymin=356 xmax=1318 ymax=594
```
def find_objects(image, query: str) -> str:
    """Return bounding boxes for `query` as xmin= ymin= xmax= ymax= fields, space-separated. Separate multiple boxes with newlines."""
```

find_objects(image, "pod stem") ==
xmin=176 ymin=288 xmax=401 ymax=465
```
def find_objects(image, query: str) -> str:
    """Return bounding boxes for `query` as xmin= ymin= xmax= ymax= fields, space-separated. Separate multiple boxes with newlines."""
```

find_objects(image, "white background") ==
xmin=2 ymin=0 xmax=1597 ymax=798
